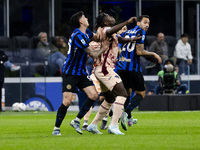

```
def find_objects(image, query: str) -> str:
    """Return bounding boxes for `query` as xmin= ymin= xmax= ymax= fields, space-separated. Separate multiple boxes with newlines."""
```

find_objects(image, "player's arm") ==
xmin=136 ymin=43 xmax=162 ymax=63
xmin=106 ymin=17 xmax=137 ymax=38
xmin=90 ymin=33 xmax=100 ymax=42
xmin=118 ymin=35 xmax=142 ymax=44
xmin=84 ymin=43 xmax=109 ymax=58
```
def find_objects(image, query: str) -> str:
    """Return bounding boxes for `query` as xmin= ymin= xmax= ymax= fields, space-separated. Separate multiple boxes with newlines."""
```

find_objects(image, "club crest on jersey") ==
xmin=66 ymin=84 xmax=72 ymax=90
xmin=142 ymin=35 xmax=145 ymax=41
xmin=81 ymin=39 xmax=86 ymax=45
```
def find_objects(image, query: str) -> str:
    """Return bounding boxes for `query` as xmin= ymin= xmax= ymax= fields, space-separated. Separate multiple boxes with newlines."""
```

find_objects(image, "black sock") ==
xmin=125 ymin=94 xmax=143 ymax=118
xmin=55 ymin=103 xmax=68 ymax=127
xmin=124 ymin=96 xmax=130 ymax=109
xmin=77 ymin=98 xmax=95 ymax=119
xmin=109 ymin=109 xmax=113 ymax=117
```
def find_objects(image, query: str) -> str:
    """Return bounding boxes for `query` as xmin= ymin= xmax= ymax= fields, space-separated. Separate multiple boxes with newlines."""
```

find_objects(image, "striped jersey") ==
xmin=62 ymin=28 xmax=93 ymax=75
xmin=115 ymin=25 xmax=146 ymax=72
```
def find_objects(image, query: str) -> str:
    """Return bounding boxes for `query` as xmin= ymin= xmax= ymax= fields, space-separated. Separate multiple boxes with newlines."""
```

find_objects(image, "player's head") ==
xmin=70 ymin=11 xmax=89 ymax=28
xmin=137 ymin=15 xmax=150 ymax=32
xmin=95 ymin=12 xmax=115 ymax=29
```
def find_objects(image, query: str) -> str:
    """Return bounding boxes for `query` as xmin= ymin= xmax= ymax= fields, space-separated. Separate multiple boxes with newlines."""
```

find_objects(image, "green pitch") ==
xmin=0 ymin=110 xmax=200 ymax=150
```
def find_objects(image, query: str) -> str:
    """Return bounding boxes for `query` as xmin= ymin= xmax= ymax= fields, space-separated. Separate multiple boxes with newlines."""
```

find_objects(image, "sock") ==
xmin=125 ymin=94 xmax=143 ymax=118
xmin=55 ymin=103 xmax=68 ymax=127
xmin=124 ymin=96 xmax=131 ymax=119
xmin=103 ymin=116 xmax=108 ymax=121
xmin=76 ymin=98 xmax=95 ymax=120
xmin=84 ymin=107 xmax=93 ymax=121
xmin=110 ymin=96 xmax=126 ymax=126
xmin=124 ymin=96 xmax=130 ymax=109
xmin=109 ymin=109 xmax=113 ymax=117
xmin=92 ymin=100 xmax=112 ymax=125
xmin=83 ymin=120 xmax=88 ymax=126
xmin=74 ymin=117 xmax=80 ymax=122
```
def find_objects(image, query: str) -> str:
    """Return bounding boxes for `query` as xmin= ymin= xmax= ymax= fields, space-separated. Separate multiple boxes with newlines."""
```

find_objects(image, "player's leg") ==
xmin=52 ymin=75 xmax=76 ymax=135
xmin=70 ymin=75 xmax=98 ymax=134
xmin=52 ymin=92 xmax=74 ymax=135
xmin=126 ymin=91 xmax=138 ymax=127
xmin=87 ymin=90 xmax=114 ymax=134
xmin=99 ymin=95 xmax=109 ymax=130
xmin=75 ymin=85 xmax=98 ymax=120
xmin=107 ymin=82 xmax=127 ymax=135
xmin=121 ymin=72 xmax=145 ymax=131
xmin=82 ymin=107 xmax=93 ymax=130
xmin=76 ymin=90 xmax=91 ymax=130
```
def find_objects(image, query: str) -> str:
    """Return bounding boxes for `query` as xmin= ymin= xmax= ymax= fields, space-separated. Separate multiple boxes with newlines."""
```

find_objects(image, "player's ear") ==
xmin=137 ymin=22 xmax=140 ymax=26
xmin=104 ymin=21 xmax=109 ymax=26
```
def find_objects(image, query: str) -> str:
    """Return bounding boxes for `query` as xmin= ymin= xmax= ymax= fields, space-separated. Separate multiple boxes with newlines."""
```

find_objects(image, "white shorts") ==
xmin=94 ymin=66 xmax=122 ymax=92
xmin=90 ymin=73 xmax=101 ymax=93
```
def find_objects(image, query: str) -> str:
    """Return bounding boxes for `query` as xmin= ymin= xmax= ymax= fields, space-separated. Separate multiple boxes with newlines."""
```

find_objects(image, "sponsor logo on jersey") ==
xmin=81 ymin=39 xmax=86 ymax=45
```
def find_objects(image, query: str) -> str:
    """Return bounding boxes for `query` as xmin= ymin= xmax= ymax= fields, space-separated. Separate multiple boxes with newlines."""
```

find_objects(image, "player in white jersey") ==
xmin=87 ymin=13 xmax=140 ymax=135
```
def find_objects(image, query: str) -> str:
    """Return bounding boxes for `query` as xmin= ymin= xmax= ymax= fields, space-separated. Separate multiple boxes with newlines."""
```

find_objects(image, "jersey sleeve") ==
xmin=136 ymin=29 xmax=146 ymax=44
xmin=86 ymin=28 xmax=94 ymax=39
xmin=74 ymin=34 xmax=89 ymax=50
xmin=120 ymin=31 xmax=126 ymax=38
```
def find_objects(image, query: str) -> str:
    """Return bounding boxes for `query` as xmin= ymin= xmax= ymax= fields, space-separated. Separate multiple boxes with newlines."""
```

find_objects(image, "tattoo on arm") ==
xmin=84 ymin=46 xmax=107 ymax=58
xmin=136 ymin=44 xmax=154 ymax=56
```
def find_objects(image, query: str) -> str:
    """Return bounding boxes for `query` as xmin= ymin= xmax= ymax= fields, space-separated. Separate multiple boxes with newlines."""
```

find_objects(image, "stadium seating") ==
xmin=0 ymin=36 xmax=13 ymax=60
xmin=12 ymin=36 xmax=32 ymax=61
xmin=165 ymin=35 xmax=177 ymax=57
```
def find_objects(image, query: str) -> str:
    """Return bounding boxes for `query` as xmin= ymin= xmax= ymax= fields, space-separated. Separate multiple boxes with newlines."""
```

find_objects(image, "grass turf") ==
xmin=0 ymin=110 xmax=200 ymax=150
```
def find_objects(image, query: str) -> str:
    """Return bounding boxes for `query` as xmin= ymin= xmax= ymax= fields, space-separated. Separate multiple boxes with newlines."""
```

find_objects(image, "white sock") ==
xmin=92 ymin=100 xmax=112 ymax=125
xmin=75 ymin=117 xmax=80 ymax=122
xmin=110 ymin=96 xmax=126 ymax=126
xmin=54 ymin=127 xmax=60 ymax=130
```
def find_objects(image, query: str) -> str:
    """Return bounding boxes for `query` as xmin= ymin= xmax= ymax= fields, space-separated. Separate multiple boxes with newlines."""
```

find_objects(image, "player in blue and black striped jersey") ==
xmin=115 ymin=15 xmax=162 ymax=131
xmin=52 ymin=11 xmax=109 ymax=136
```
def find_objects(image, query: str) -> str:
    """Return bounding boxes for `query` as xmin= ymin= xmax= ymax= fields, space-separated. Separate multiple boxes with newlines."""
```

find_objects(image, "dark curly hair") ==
xmin=95 ymin=12 xmax=107 ymax=29
xmin=70 ymin=11 xmax=84 ymax=28
xmin=137 ymin=15 xmax=149 ymax=22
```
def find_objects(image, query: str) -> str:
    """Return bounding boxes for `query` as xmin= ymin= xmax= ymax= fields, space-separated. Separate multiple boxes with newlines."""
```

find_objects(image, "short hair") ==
xmin=70 ymin=11 xmax=84 ymax=28
xmin=137 ymin=15 xmax=149 ymax=22
xmin=181 ymin=33 xmax=189 ymax=38
xmin=38 ymin=32 xmax=47 ymax=39
xmin=95 ymin=12 xmax=107 ymax=29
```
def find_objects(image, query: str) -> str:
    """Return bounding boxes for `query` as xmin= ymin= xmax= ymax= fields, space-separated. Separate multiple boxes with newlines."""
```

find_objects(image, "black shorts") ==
xmin=62 ymin=74 xmax=94 ymax=93
xmin=117 ymin=70 xmax=145 ymax=91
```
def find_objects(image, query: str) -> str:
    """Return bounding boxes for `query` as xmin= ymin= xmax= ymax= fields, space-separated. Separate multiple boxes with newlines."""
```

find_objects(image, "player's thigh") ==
xmin=131 ymin=72 xmax=145 ymax=92
xmin=117 ymin=70 xmax=131 ymax=89
xmin=94 ymin=66 xmax=121 ymax=92
xmin=135 ymin=90 xmax=145 ymax=99
xmin=77 ymin=75 xmax=98 ymax=100
xmin=83 ymin=85 xmax=98 ymax=100
xmin=62 ymin=92 xmax=74 ymax=106
xmin=62 ymin=74 xmax=78 ymax=93
xmin=112 ymin=81 xmax=128 ymax=98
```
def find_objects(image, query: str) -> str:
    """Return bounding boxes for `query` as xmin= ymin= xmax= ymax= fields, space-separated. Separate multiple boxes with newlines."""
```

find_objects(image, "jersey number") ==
xmin=122 ymin=35 xmax=136 ymax=52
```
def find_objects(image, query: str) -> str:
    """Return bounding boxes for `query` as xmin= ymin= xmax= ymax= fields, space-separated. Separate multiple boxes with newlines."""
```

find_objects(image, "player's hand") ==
xmin=127 ymin=17 xmax=137 ymax=24
xmin=130 ymin=35 xmax=142 ymax=42
xmin=154 ymin=53 xmax=162 ymax=64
